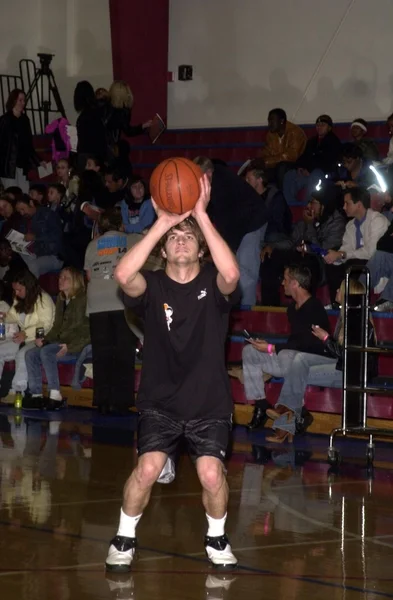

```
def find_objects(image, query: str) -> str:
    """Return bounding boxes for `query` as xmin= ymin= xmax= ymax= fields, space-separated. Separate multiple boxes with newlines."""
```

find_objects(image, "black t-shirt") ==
xmin=124 ymin=263 xmax=238 ymax=420
xmin=275 ymin=296 xmax=330 ymax=356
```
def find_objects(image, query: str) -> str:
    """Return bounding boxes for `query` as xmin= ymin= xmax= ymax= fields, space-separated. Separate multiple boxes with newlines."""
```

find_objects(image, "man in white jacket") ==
xmin=323 ymin=186 xmax=389 ymax=304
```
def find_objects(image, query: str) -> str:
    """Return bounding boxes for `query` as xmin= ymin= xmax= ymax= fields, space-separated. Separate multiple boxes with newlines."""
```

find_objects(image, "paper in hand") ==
xmin=148 ymin=114 xmax=166 ymax=144
xmin=38 ymin=162 xmax=53 ymax=179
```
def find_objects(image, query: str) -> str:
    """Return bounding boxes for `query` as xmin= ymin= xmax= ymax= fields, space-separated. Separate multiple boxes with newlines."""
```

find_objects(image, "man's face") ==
xmin=0 ymin=200 xmax=13 ymax=219
xmin=343 ymin=194 xmax=360 ymax=218
xmin=351 ymin=125 xmax=365 ymax=140
xmin=316 ymin=122 xmax=330 ymax=137
xmin=48 ymin=188 xmax=61 ymax=205
xmin=86 ymin=158 xmax=100 ymax=172
xmin=268 ymin=113 xmax=283 ymax=133
xmin=306 ymin=198 xmax=323 ymax=220
xmin=16 ymin=202 xmax=33 ymax=218
xmin=29 ymin=190 xmax=44 ymax=205
xmin=342 ymin=155 xmax=360 ymax=174
xmin=0 ymin=244 xmax=12 ymax=267
xmin=163 ymin=227 xmax=200 ymax=265
xmin=105 ymin=174 xmax=124 ymax=193
xmin=282 ymin=269 xmax=297 ymax=297
xmin=245 ymin=170 xmax=263 ymax=194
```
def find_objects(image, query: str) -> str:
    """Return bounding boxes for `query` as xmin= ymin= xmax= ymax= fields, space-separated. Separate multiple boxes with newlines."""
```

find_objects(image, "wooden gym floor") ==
xmin=1 ymin=407 xmax=393 ymax=600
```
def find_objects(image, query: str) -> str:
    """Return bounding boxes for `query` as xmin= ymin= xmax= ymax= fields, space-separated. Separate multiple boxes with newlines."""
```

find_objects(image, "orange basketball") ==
xmin=150 ymin=157 xmax=203 ymax=214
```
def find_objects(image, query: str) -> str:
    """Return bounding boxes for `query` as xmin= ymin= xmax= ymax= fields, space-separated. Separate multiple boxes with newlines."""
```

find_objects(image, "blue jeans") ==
xmin=273 ymin=351 xmax=341 ymax=435
xmin=25 ymin=343 xmax=78 ymax=394
xmin=236 ymin=223 xmax=267 ymax=305
xmin=365 ymin=250 xmax=393 ymax=302
xmin=283 ymin=168 xmax=324 ymax=205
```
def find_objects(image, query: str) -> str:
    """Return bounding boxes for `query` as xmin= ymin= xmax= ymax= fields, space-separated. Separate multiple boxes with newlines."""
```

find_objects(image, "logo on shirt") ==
xmin=198 ymin=289 xmax=207 ymax=300
xmin=163 ymin=303 xmax=173 ymax=331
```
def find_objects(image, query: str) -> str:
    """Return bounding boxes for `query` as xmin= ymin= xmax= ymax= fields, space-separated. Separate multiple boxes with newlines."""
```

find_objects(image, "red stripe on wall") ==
xmin=109 ymin=0 xmax=169 ymax=124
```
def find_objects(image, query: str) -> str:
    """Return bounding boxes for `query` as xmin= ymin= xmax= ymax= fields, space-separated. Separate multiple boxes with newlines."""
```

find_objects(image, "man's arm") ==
xmin=115 ymin=207 xmax=191 ymax=297
xmin=193 ymin=176 xmax=240 ymax=295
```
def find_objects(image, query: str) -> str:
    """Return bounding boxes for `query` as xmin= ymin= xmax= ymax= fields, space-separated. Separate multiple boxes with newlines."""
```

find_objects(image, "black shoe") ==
xmin=247 ymin=403 xmax=268 ymax=431
xmin=22 ymin=395 xmax=44 ymax=411
xmin=45 ymin=398 xmax=67 ymax=411
xmin=296 ymin=408 xmax=314 ymax=435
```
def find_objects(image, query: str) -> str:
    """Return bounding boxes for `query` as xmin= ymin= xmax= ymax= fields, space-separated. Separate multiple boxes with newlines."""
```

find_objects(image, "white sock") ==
xmin=206 ymin=513 xmax=227 ymax=537
xmin=32 ymin=394 xmax=42 ymax=398
xmin=49 ymin=389 xmax=62 ymax=401
xmin=117 ymin=508 xmax=142 ymax=538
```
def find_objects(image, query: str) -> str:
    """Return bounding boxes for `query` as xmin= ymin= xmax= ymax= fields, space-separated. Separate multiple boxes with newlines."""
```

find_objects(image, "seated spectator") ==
xmin=47 ymin=183 xmax=66 ymax=213
xmin=323 ymin=187 xmax=389 ymax=304
xmin=242 ymin=265 xmax=330 ymax=430
xmin=259 ymin=108 xmax=307 ymax=188
xmin=383 ymin=113 xmax=393 ymax=166
xmin=56 ymin=158 xmax=79 ymax=200
xmin=85 ymin=155 xmax=103 ymax=173
xmin=194 ymin=156 xmax=267 ymax=305
xmin=260 ymin=185 xmax=346 ymax=306
xmin=120 ymin=175 xmax=155 ymax=234
xmin=0 ymin=194 xmax=26 ymax=238
xmin=243 ymin=160 xmax=292 ymax=304
xmin=350 ymin=118 xmax=380 ymax=163
xmin=15 ymin=195 xmax=64 ymax=277
xmin=25 ymin=267 xmax=90 ymax=410
xmin=283 ymin=115 xmax=342 ymax=205
xmin=335 ymin=143 xmax=373 ymax=189
xmin=2 ymin=270 xmax=55 ymax=401
xmin=4 ymin=186 xmax=23 ymax=203
xmin=0 ymin=239 xmax=27 ymax=304
xmin=29 ymin=184 xmax=47 ymax=207
xmin=104 ymin=164 xmax=130 ymax=206
xmin=84 ymin=209 xmax=138 ymax=414
xmin=266 ymin=279 xmax=377 ymax=442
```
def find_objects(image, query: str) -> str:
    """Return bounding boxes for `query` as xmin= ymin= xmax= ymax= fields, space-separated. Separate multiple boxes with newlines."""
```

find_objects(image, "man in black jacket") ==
xmin=194 ymin=157 xmax=267 ymax=305
xmin=283 ymin=114 xmax=342 ymax=205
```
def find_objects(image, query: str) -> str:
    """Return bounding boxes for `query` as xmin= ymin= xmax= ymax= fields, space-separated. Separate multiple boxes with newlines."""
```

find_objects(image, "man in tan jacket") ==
xmin=260 ymin=108 xmax=307 ymax=188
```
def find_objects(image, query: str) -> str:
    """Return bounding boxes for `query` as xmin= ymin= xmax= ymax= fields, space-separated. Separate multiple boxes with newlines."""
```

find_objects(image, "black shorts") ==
xmin=137 ymin=410 xmax=232 ymax=462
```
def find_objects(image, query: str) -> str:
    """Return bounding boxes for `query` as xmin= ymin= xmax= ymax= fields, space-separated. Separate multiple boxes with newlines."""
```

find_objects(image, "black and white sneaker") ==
xmin=204 ymin=535 xmax=237 ymax=569
xmin=157 ymin=456 xmax=175 ymax=484
xmin=105 ymin=536 xmax=137 ymax=573
xmin=106 ymin=573 xmax=134 ymax=599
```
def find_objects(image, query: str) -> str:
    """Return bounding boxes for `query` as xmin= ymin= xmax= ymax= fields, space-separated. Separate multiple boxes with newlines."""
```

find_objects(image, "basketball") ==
xmin=150 ymin=157 xmax=203 ymax=214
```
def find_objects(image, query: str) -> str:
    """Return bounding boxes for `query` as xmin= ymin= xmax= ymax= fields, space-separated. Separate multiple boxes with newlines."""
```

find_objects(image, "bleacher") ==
xmin=22 ymin=120 xmax=393 ymax=434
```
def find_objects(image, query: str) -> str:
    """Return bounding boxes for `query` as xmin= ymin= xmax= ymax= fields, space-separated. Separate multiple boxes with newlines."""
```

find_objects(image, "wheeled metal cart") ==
xmin=327 ymin=266 xmax=393 ymax=467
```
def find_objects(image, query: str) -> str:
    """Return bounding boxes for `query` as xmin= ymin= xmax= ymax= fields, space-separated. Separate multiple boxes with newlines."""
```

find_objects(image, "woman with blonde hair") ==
xmin=24 ymin=267 xmax=90 ymax=410
xmin=265 ymin=278 xmax=378 ymax=443
xmin=104 ymin=80 xmax=152 ymax=162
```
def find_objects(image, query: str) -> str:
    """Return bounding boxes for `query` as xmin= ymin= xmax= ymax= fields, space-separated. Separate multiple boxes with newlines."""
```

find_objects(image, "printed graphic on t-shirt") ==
xmin=198 ymin=288 xmax=207 ymax=300
xmin=163 ymin=303 xmax=173 ymax=331
xmin=128 ymin=207 xmax=141 ymax=225
xmin=91 ymin=234 xmax=127 ymax=280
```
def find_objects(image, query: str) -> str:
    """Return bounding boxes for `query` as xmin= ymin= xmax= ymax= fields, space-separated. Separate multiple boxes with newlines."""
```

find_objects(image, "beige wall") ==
xmin=0 ymin=0 xmax=113 ymax=124
xmin=168 ymin=0 xmax=393 ymax=128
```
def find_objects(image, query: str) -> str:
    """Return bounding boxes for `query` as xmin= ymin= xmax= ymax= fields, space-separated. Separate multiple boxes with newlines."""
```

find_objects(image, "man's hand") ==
xmin=142 ymin=119 xmax=153 ymax=130
xmin=260 ymin=245 xmax=273 ymax=262
xmin=13 ymin=331 xmax=26 ymax=345
xmin=151 ymin=198 xmax=191 ymax=229
xmin=312 ymin=325 xmax=329 ymax=341
xmin=24 ymin=233 xmax=35 ymax=242
xmin=56 ymin=344 xmax=68 ymax=359
xmin=249 ymin=338 xmax=270 ymax=353
xmin=35 ymin=338 xmax=44 ymax=348
xmin=324 ymin=250 xmax=341 ymax=264
xmin=303 ymin=206 xmax=314 ymax=224
xmin=192 ymin=174 xmax=211 ymax=218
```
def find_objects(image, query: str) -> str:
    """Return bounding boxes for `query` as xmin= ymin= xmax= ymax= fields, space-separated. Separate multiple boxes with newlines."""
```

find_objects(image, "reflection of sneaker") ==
xmin=205 ymin=574 xmax=237 ymax=599
xmin=106 ymin=573 xmax=134 ymax=599
xmin=157 ymin=456 xmax=175 ymax=484
xmin=105 ymin=536 xmax=137 ymax=573
xmin=373 ymin=299 xmax=393 ymax=312
xmin=204 ymin=535 xmax=237 ymax=569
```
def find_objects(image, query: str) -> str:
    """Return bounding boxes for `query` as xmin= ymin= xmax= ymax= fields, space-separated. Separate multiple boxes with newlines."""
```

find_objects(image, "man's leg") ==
xmin=105 ymin=411 xmax=181 ymax=572
xmin=188 ymin=418 xmax=237 ymax=567
xmin=236 ymin=224 xmax=267 ymax=306
xmin=242 ymin=343 xmax=285 ymax=429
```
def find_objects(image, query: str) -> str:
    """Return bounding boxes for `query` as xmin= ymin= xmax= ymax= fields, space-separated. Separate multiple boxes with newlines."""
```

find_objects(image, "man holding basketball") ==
xmin=105 ymin=175 xmax=240 ymax=572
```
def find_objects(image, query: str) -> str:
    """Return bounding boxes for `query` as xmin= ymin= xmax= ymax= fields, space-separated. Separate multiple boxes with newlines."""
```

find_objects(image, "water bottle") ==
xmin=14 ymin=392 xmax=23 ymax=410
xmin=0 ymin=314 xmax=5 ymax=341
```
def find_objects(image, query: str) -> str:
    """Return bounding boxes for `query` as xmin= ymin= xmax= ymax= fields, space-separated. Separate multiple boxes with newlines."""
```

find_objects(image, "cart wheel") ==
xmin=366 ymin=447 xmax=375 ymax=466
xmin=327 ymin=448 xmax=341 ymax=466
